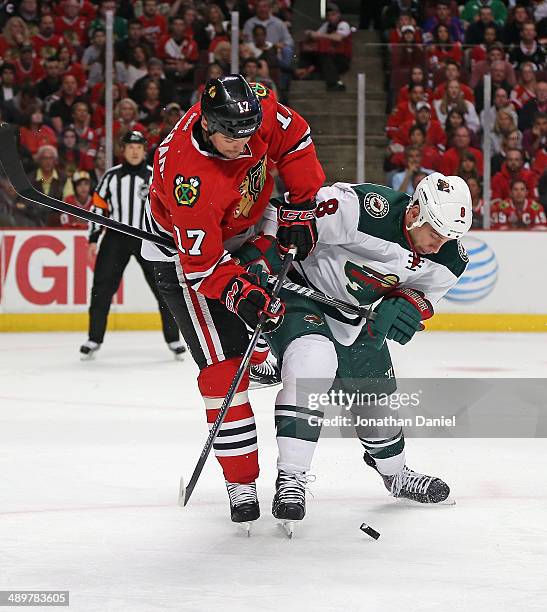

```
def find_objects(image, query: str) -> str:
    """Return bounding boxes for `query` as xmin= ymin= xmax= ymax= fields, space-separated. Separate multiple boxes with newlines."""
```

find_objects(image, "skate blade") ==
xmin=278 ymin=520 xmax=295 ymax=538
xmin=173 ymin=353 xmax=185 ymax=362
xmin=80 ymin=352 xmax=96 ymax=361
xmin=237 ymin=521 xmax=255 ymax=537
xmin=393 ymin=495 xmax=456 ymax=507
xmin=248 ymin=380 xmax=281 ymax=390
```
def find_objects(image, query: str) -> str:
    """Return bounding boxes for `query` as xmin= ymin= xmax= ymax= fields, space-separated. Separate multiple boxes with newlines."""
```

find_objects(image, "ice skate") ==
xmin=225 ymin=481 xmax=260 ymax=535
xmin=79 ymin=340 xmax=100 ymax=361
xmin=249 ymin=356 xmax=281 ymax=389
xmin=272 ymin=471 xmax=315 ymax=537
xmin=168 ymin=340 xmax=186 ymax=361
xmin=364 ymin=452 xmax=454 ymax=505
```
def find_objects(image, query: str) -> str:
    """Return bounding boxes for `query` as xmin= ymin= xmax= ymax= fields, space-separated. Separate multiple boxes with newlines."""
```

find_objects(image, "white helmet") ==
xmin=410 ymin=172 xmax=472 ymax=239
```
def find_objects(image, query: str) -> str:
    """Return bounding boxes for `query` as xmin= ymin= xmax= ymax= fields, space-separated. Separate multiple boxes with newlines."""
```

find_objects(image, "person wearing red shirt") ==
xmin=395 ymin=101 xmax=446 ymax=150
xmin=61 ymin=170 xmax=93 ymax=228
xmin=510 ymin=61 xmax=537 ymax=110
xmin=14 ymin=45 xmax=45 ymax=86
xmin=53 ymin=0 xmax=96 ymax=20
xmin=440 ymin=126 xmax=484 ymax=175
xmin=142 ymin=76 xmax=325 ymax=524
xmin=390 ymin=125 xmax=442 ymax=171
xmin=491 ymin=148 xmax=538 ymax=200
xmin=71 ymin=101 xmax=99 ymax=171
xmin=426 ymin=24 xmax=463 ymax=71
xmin=532 ymin=148 xmax=547 ymax=179
xmin=469 ymin=25 xmax=498 ymax=67
xmin=54 ymin=0 xmax=89 ymax=52
xmin=32 ymin=14 xmax=65 ymax=61
xmin=138 ymin=0 xmax=168 ymax=48
xmin=19 ymin=106 xmax=58 ymax=157
xmin=432 ymin=60 xmax=475 ymax=104
xmin=396 ymin=66 xmax=433 ymax=106
xmin=386 ymin=83 xmax=426 ymax=138
xmin=491 ymin=179 xmax=547 ymax=230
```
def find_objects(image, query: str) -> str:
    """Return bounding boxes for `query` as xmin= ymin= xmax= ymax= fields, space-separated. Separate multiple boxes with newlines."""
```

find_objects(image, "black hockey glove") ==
xmin=276 ymin=199 xmax=318 ymax=261
xmin=221 ymin=272 xmax=285 ymax=332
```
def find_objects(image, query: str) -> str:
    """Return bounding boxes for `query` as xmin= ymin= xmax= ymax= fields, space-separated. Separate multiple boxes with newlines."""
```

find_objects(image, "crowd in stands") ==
xmin=0 ymin=0 xmax=297 ymax=228
xmin=380 ymin=0 xmax=547 ymax=230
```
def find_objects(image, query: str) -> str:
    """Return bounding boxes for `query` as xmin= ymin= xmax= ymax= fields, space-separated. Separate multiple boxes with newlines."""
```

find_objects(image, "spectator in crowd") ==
xmin=396 ymin=66 xmax=432 ymax=105
xmin=397 ymin=100 xmax=447 ymax=148
xmin=519 ymin=80 xmax=547 ymax=131
xmin=115 ymin=19 xmax=152 ymax=65
xmin=389 ymin=124 xmax=442 ymax=170
xmin=491 ymin=179 xmax=547 ymax=230
xmin=89 ymin=0 xmax=127 ymax=41
xmin=29 ymin=144 xmax=66 ymax=216
xmin=138 ymin=0 xmax=168 ymax=48
xmin=0 ymin=176 xmax=45 ymax=226
xmin=32 ymin=13 xmax=63 ymax=61
xmin=49 ymin=73 xmax=84 ymax=133
xmin=71 ymin=101 xmax=98 ymax=171
xmin=156 ymin=15 xmax=198 ymax=92
xmin=14 ymin=44 xmax=44 ymax=86
xmin=61 ymin=170 xmax=93 ymax=228
xmin=426 ymin=23 xmax=463 ymax=70
xmin=58 ymin=45 xmax=87 ymax=92
xmin=480 ymin=87 xmax=518 ymax=134
xmin=131 ymin=57 xmax=176 ymax=106
xmin=212 ymin=40 xmax=231 ymax=73
xmin=467 ymin=175 xmax=485 ymax=227
xmin=469 ymin=24 xmax=499 ymax=67
xmin=205 ymin=3 xmax=230 ymax=47
xmin=247 ymin=24 xmax=278 ymax=68
xmin=433 ymin=59 xmax=475 ymax=103
xmin=433 ymin=79 xmax=481 ymax=133
xmin=444 ymin=108 xmax=466 ymax=147
xmin=388 ymin=12 xmax=422 ymax=45
xmin=464 ymin=6 xmax=501 ymax=46
xmin=35 ymin=55 xmax=62 ymax=100
xmin=522 ymin=112 xmax=547 ymax=160
xmin=392 ymin=24 xmax=426 ymax=72
xmin=137 ymin=79 xmax=163 ymax=127
xmin=503 ymin=4 xmax=531 ymax=46
xmin=90 ymin=147 xmax=106 ymax=190
xmin=392 ymin=145 xmax=434 ymax=194
xmin=116 ymin=44 xmax=150 ymax=89
xmin=58 ymin=127 xmax=82 ymax=178
xmin=470 ymin=43 xmax=516 ymax=90
xmin=383 ymin=2 xmax=422 ymax=32
xmin=457 ymin=150 xmax=481 ymax=182
xmin=81 ymin=27 xmax=106 ymax=70
xmin=386 ymin=82 xmax=426 ymax=137
xmin=0 ymin=17 xmax=31 ymax=61
xmin=243 ymin=0 xmax=294 ymax=95
xmin=491 ymin=129 xmax=522 ymax=174
xmin=474 ymin=59 xmax=515 ymax=113
xmin=113 ymin=97 xmax=147 ymax=158
xmin=241 ymin=57 xmax=276 ymax=91
xmin=462 ymin=0 xmax=507 ymax=29
xmin=0 ymin=62 xmax=17 ymax=106
xmin=440 ymin=125 xmax=484 ymax=175
xmin=509 ymin=21 xmax=546 ymax=71
xmin=302 ymin=3 xmax=352 ymax=91
xmin=510 ymin=61 xmax=538 ymax=110
xmin=54 ymin=0 xmax=89 ymax=54
xmin=17 ymin=0 xmax=39 ymax=32
xmin=491 ymin=148 xmax=538 ymax=200
xmin=19 ymin=105 xmax=57 ymax=157
xmin=488 ymin=106 xmax=520 ymax=155
xmin=423 ymin=0 xmax=464 ymax=43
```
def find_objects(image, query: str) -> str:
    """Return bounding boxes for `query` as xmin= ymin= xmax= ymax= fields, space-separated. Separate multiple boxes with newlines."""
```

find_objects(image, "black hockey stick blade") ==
xmin=0 ymin=123 xmax=175 ymax=250
xmin=178 ymin=247 xmax=297 ymax=507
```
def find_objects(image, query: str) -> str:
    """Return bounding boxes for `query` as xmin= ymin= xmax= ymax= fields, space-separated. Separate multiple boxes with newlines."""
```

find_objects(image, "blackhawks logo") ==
xmin=234 ymin=156 xmax=267 ymax=218
xmin=173 ymin=175 xmax=201 ymax=207
xmin=363 ymin=192 xmax=389 ymax=218
xmin=250 ymin=82 xmax=269 ymax=98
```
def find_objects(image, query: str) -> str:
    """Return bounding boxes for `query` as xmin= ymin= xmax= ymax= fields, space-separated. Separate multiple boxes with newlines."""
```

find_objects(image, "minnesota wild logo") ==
xmin=345 ymin=261 xmax=399 ymax=302
xmin=173 ymin=175 xmax=201 ymax=207
xmin=304 ymin=314 xmax=324 ymax=326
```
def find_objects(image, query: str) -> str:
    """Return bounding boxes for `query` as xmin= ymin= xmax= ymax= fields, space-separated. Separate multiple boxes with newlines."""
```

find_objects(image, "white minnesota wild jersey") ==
xmin=290 ymin=182 xmax=469 ymax=345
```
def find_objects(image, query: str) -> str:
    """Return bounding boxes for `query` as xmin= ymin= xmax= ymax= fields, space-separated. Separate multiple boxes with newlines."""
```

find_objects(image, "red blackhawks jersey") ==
xmin=491 ymin=198 xmax=547 ymax=230
xmin=142 ymin=84 xmax=325 ymax=300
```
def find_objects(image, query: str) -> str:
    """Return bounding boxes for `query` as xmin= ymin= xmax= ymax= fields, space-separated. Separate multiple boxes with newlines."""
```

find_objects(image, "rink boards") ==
xmin=0 ymin=228 xmax=546 ymax=332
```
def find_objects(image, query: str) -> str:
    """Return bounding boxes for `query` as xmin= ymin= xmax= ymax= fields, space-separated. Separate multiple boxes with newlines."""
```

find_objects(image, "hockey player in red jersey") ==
xmin=142 ymin=74 xmax=325 ymax=525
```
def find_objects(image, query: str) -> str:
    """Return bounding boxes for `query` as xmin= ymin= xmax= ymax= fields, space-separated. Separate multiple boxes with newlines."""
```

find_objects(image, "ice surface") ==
xmin=1 ymin=332 xmax=546 ymax=611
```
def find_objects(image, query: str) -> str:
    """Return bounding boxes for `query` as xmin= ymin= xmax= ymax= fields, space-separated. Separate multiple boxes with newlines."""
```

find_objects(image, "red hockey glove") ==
xmin=221 ymin=272 xmax=285 ymax=331
xmin=277 ymin=199 xmax=318 ymax=261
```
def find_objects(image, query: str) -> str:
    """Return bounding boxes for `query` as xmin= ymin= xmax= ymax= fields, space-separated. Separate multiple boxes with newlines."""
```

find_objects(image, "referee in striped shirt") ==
xmin=80 ymin=130 xmax=185 ymax=360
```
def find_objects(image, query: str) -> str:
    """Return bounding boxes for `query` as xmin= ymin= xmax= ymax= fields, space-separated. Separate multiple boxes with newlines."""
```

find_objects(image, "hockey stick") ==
xmin=178 ymin=247 xmax=297 ymax=507
xmin=0 ymin=123 xmax=373 ymax=321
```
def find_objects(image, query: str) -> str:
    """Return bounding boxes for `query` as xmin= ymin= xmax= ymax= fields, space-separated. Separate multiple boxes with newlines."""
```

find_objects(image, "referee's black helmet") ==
xmin=201 ymin=74 xmax=262 ymax=138
xmin=122 ymin=130 xmax=146 ymax=145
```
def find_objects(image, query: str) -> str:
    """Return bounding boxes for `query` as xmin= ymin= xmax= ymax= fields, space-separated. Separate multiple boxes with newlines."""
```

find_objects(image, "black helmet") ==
xmin=122 ymin=130 xmax=146 ymax=145
xmin=201 ymin=74 xmax=263 ymax=138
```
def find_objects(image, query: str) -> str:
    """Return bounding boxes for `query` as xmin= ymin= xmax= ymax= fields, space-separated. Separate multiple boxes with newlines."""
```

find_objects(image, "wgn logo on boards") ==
xmin=445 ymin=236 xmax=498 ymax=303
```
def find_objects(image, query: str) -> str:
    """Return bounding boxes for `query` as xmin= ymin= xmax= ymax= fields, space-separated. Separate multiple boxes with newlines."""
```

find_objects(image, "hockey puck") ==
xmin=360 ymin=522 xmax=380 ymax=540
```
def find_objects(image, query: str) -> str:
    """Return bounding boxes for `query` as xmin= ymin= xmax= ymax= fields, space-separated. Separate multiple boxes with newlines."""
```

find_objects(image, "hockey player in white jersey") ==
xmin=235 ymin=172 xmax=472 ymax=528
